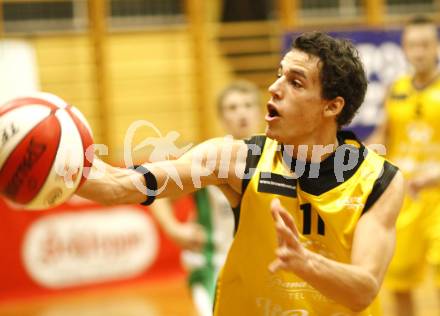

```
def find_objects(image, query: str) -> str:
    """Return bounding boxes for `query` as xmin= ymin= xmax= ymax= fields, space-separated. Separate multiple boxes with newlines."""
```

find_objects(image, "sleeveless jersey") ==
xmin=384 ymin=73 xmax=440 ymax=289
xmin=214 ymin=131 xmax=397 ymax=316
xmin=386 ymin=74 xmax=440 ymax=178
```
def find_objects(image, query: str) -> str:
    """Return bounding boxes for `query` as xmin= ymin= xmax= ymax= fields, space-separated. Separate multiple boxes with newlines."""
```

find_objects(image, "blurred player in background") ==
xmin=151 ymin=80 xmax=262 ymax=316
xmin=368 ymin=16 xmax=440 ymax=316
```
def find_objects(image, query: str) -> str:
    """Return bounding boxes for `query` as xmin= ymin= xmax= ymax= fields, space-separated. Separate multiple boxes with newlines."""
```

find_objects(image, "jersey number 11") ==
xmin=300 ymin=203 xmax=325 ymax=236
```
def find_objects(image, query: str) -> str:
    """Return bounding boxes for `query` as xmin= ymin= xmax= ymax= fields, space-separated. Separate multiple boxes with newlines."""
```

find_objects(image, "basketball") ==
xmin=0 ymin=92 xmax=94 ymax=210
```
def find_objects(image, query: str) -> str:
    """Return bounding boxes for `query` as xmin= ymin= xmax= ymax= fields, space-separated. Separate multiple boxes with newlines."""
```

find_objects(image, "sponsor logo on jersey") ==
xmin=258 ymin=172 xmax=297 ymax=198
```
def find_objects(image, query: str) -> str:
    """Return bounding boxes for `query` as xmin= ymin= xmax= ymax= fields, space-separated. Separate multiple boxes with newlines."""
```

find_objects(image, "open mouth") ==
xmin=267 ymin=103 xmax=280 ymax=118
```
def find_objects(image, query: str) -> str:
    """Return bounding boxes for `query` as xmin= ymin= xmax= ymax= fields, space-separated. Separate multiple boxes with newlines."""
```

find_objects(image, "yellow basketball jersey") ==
xmin=386 ymin=74 xmax=440 ymax=178
xmin=214 ymin=131 xmax=397 ymax=316
xmin=384 ymin=74 xmax=440 ymax=290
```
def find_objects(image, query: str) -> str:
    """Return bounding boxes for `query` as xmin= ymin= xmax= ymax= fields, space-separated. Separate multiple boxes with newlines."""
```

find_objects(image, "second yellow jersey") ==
xmin=386 ymin=74 xmax=440 ymax=178
xmin=214 ymin=131 xmax=397 ymax=316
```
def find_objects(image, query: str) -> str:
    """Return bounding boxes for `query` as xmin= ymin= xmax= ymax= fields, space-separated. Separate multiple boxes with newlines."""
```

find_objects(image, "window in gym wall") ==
xmin=221 ymin=0 xmax=275 ymax=22
xmin=109 ymin=0 xmax=184 ymax=30
xmin=2 ymin=0 xmax=87 ymax=34
xmin=386 ymin=0 xmax=437 ymax=14
xmin=300 ymin=0 xmax=363 ymax=19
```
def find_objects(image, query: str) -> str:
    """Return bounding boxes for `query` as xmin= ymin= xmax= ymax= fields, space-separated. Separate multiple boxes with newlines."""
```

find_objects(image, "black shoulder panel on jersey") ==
xmin=362 ymin=161 xmax=399 ymax=215
xmin=232 ymin=205 xmax=241 ymax=234
xmin=232 ymin=135 xmax=266 ymax=235
xmin=241 ymin=135 xmax=267 ymax=194
xmin=295 ymin=130 xmax=367 ymax=196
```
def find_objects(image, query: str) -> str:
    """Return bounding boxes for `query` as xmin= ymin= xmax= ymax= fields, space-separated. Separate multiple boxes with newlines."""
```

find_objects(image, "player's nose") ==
xmin=268 ymin=78 xmax=282 ymax=99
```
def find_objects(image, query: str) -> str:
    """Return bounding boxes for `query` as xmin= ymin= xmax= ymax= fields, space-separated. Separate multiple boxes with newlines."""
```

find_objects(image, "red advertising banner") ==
xmin=0 ymin=195 xmax=195 ymax=301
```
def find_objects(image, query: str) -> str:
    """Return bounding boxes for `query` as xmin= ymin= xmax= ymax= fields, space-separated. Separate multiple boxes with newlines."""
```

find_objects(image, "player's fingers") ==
xmin=406 ymin=180 xmax=420 ymax=199
xmin=270 ymin=199 xmax=286 ymax=230
xmin=271 ymin=198 xmax=300 ymax=240
xmin=188 ymin=241 xmax=203 ymax=252
xmin=193 ymin=224 xmax=207 ymax=243
xmin=268 ymin=258 xmax=288 ymax=274
xmin=274 ymin=220 xmax=298 ymax=248
xmin=278 ymin=207 xmax=300 ymax=238
xmin=271 ymin=198 xmax=286 ymax=246
xmin=191 ymin=229 xmax=207 ymax=251
xmin=191 ymin=233 xmax=208 ymax=251
xmin=275 ymin=246 xmax=292 ymax=260
xmin=192 ymin=235 xmax=205 ymax=248
xmin=270 ymin=198 xmax=285 ymax=216
xmin=274 ymin=222 xmax=286 ymax=248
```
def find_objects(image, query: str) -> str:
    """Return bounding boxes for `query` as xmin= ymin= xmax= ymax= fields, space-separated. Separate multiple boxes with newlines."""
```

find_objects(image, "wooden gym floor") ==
xmin=0 ymin=274 xmax=197 ymax=316
xmin=0 ymin=272 xmax=437 ymax=316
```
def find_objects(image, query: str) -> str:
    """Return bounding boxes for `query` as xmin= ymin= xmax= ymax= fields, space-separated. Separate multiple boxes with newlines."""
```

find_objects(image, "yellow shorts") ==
xmin=385 ymin=188 xmax=440 ymax=291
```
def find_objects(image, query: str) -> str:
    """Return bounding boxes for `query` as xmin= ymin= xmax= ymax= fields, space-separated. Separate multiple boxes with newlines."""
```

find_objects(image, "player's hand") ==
xmin=407 ymin=167 xmax=440 ymax=198
xmin=268 ymin=198 xmax=309 ymax=274
xmin=167 ymin=222 xmax=207 ymax=252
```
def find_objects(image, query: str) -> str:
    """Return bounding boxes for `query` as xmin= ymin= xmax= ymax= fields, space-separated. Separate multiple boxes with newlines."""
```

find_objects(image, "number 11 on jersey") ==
xmin=300 ymin=203 xmax=325 ymax=236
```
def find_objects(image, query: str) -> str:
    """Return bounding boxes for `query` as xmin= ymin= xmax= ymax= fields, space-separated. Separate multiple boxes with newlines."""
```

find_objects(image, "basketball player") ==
xmin=150 ymin=81 xmax=262 ymax=316
xmin=78 ymin=32 xmax=404 ymax=315
xmin=368 ymin=16 xmax=440 ymax=316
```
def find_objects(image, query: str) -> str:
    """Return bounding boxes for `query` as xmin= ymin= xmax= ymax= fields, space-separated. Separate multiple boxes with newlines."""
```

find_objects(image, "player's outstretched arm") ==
xmin=269 ymin=170 xmax=404 ymax=312
xmin=76 ymin=138 xmax=247 ymax=206
xmin=407 ymin=165 xmax=440 ymax=197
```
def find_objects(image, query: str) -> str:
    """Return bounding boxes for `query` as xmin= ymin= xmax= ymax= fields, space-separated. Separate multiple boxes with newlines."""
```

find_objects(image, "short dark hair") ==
xmin=406 ymin=15 xmax=434 ymax=26
xmin=217 ymin=80 xmax=261 ymax=116
xmin=404 ymin=15 xmax=438 ymax=38
xmin=292 ymin=32 xmax=368 ymax=127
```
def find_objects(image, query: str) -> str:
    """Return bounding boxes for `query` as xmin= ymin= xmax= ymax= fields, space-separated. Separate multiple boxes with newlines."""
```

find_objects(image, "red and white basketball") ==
xmin=0 ymin=92 xmax=94 ymax=210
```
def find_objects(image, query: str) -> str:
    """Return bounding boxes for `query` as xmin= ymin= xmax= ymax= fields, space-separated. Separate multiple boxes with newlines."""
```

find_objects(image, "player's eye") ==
xmin=291 ymin=80 xmax=302 ymax=88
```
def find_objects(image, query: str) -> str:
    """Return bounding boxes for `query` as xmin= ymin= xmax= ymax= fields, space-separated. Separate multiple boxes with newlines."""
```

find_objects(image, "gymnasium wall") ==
xmin=30 ymin=35 xmax=100 ymax=141
xmin=28 ymin=30 xmax=233 ymax=163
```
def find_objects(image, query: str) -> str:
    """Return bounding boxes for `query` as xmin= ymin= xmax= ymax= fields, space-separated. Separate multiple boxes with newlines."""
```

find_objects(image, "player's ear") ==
xmin=323 ymin=96 xmax=344 ymax=118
